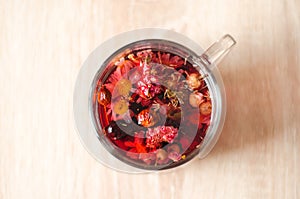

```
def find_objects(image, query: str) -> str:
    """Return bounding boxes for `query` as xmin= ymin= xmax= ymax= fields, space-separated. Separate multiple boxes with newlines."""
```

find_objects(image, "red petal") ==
xmin=124 ymin=141 xmax=136 ymax=147
xmin=200 ymin=115 xmax=211 ymax=124
xmin=113 ymin=140 xmax=127 ymax=150
xmin=136 ymin=143 xmax=147 ymax=153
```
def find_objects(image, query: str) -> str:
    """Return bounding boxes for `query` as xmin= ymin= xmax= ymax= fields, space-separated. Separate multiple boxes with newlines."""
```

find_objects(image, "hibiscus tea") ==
xmin=92 ymin=42 xmax=212 ymax=170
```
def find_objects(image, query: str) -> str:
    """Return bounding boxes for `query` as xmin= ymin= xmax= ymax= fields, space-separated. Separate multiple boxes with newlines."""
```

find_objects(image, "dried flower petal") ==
xmin=169 ymin=55 xmax=184 ymax=68
xmin=127 ymin=54 xmax=140 ymax=64
xmin=137 ymin=109 xmax=159 ymax=127
xmin=146 ymin=126 xmax=178 ymax=149
xmin=125 ymin=131 xmax=147 ymax=158
xmin=186 ymin=73 xmax=201 ymax=89
xmin=199 ymin=115 xmax=211 ymax=124
xmin=128 ymin=68 xmax=141 ymax=84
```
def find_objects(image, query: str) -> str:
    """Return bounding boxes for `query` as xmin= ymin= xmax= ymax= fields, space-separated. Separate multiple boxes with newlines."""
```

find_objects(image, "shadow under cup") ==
xmin=89 ymin=39 xmax=226 ymax=171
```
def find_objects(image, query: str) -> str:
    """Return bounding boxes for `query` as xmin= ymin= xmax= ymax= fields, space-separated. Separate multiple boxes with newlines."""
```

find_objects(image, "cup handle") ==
xmin=197 ymin=34 xmax=236 ymax=69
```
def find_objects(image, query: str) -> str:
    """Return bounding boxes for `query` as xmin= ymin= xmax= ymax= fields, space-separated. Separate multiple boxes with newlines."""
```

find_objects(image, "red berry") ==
xmin=200 ymin=101 xmax=212 ymax=115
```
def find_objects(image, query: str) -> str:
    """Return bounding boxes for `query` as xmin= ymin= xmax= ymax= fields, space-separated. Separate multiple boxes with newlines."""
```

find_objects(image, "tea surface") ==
xmin=93 ymin=49 xmax=212 ymax=169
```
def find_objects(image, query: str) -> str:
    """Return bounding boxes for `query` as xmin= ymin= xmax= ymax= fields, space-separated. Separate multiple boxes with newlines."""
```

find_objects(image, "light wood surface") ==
xmin=1 ymin=0 xmax=299 ymax=198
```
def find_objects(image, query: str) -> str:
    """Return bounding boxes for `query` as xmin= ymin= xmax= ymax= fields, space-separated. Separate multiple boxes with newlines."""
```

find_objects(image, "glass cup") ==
xmin=73 ymin=28 xmax=236 ymax=173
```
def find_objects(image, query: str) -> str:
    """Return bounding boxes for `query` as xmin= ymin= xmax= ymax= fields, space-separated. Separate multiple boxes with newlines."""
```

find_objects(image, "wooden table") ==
xmin=1 ymin=0 xmax=299 ymax=198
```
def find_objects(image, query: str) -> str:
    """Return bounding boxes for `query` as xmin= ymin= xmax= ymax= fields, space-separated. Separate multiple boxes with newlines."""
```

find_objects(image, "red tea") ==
xmin=93 ymin=48 xmax=212 ymax=169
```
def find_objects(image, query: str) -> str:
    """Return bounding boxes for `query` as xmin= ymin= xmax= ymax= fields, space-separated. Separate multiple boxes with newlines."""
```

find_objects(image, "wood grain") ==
xmin=0 ymin=0 xmax=299 ymax=198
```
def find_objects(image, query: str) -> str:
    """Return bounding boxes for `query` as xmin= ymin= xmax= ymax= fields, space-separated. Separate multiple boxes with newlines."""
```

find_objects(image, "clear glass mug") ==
xmin=73 ymin=28 xmax=236 ymax=173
